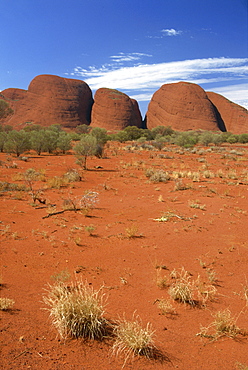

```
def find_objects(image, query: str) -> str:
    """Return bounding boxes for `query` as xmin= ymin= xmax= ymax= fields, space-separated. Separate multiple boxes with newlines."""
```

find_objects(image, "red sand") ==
xmin=1 ymin=142 xmax=248 ymax=369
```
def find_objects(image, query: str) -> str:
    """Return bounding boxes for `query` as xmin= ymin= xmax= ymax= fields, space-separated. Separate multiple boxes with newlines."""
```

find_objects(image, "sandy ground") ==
xmin=1 ymin=142 xmax=248 ymax=369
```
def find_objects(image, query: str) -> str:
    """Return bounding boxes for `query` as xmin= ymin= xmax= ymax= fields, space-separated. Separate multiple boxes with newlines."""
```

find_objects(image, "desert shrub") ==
xmin=199 ymin=132 xmax=215 ymax=146
xmin=197 ymin=309 xmax=247 ymax=340
xmin=151 ymin=137 xmax=167 ymax=150
xmin=47 ymin=176 xmax=69 ymax=189
xmin=24 ymin=168 xmax=46 ymax=181
xmin=173 ymin=132 xmax=198 ymax=148
xmin=48 ymin=124 xmax=62 ymax=133
xmin=0 ymin=99 xmax=13 ymax=119
xmin=30 ymin=130 xmax=47 ymax=155
xmin=43 ymin=280 xmax=110 ymax=339
xmin=0 ymin=132 xmax=7 ymax=152
xmin=227 ymin=135 xmax=239 ymax=144
xmin=62 ymin=191 xmax=99 ymax=214
xmin=145 ymin=168 xmax=170 ymax=183
xmin=68 ymin=132 xmax=81 ymax=141
xmin=5 ymin=130 xmax=31 ymax=157
xmin=0 ymin=297 xmax=15 ymax=310
xmin=0 ymin=181 xmax=28 ymax=192
xmin=211 ymin=133 xmax=224 ymax=146
xmin=0 ymin=123 xmax=13 ymax=132
xmin=238 ymin=134 xmax=248 ymax=143
xmin=63 ymin=168 xmax=81 ymax=182
xmin=111 ymin=130 xmax=130 ymax=142
xmin=75 ymin=124 xmax=91 ymax=134
xmin=23 ymin=123 xmax=43 ymax=132
xmin=136 ymin=136 xmax=147 ymax=143
xmin=43 ymin=130 xmax=59 ymax=154
xmin=57 ymin=132 xmax=72 ymax=154
xmin=151 ymin=126 xmax=174 ymax=139
xmin=140 ymin=129 xmax=153 ymax=140
xmin=90 ymin=127 xmax=108 ymax=145
xmin=79 ymin=190 xmax=99 ymax=211
xmin=74 ymin=135 xmax=99 ymax=170
xmin=112 ymin=313 xmax=156 ymax=365
xmin=122 ymin=126 xmax=144 ymax=141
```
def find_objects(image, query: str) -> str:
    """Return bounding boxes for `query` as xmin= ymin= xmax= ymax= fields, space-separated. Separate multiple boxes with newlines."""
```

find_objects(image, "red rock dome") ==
xmin=1 ymin=75 xmax=93 ymax=129
xmin=146 ymin=82 xmax=222 ymax=131
xmin=207 ymin=91 xmax=248 ymax=134
xmin=90 ymin=88 xmax=142 ymax=131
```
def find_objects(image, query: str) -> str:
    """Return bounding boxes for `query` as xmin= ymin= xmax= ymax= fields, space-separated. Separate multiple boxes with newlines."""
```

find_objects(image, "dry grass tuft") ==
xmin=112 ymin=313 xmax=157 ymax=367
xmin=0 ymin=297 xmax=15 ymax=311
xmin=156 ymin=299 xmax=176 ymax=317
xmin=168 ymin=268 xmax=217 ymax=307
xmin=168 ymin=268 xmax=195 ymax=305
xmin=43 ymin=280 xmax=111 ymax=340
xmin=197 ymin=309 xmax=247 ymax=341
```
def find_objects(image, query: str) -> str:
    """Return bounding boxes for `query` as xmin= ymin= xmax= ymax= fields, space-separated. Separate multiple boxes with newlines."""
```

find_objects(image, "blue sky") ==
xmin=1 ymin=0 xmax=248 ymax=117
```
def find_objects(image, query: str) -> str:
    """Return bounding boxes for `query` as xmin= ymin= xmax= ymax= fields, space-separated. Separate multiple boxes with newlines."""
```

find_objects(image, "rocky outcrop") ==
xmin=146 ymin=82 xmax=224 ymax=132
xmin=2 ymin=75 xmax=248 ymax=134
xmin=207 ymin=91 xmax=248 ymax=134
xmin=1 ymin=75 xmax=93 ymax=129
xmin=90 ymin=88 xmax=142 ymax=131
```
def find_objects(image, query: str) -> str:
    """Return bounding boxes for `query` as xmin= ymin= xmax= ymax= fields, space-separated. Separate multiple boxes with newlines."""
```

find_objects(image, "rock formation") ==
xmin=1 ymin=75 xmax=93 ymax=129
xmin=207 ymin=91 xmax=248 ymax=134
xmin=1 ymin=75 xmax=248 ymax=134
xmin=90 ymin=88 xmax=142 ymax=131
xmin=146 ymin=82 xmax=225 ymax=132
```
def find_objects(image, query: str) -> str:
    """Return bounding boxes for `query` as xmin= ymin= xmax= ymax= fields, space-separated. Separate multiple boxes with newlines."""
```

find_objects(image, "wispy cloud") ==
xmin=109 ymin=52 xmax=152 ymax=63
xmin=68 ymin=57 xmax=248 ymax=110
xmin=161 ymin=28 xmax=182 ymax=36
xmin=211 ymin=83 xmax=248 ymax=109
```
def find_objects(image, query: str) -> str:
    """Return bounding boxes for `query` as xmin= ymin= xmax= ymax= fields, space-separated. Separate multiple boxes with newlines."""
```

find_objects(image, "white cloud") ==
xmin=75 ymin=57 xmax=247 ymax=89
xmin=110 ymin=52 xmax=152 ymax=63
xmin=161 ymin=28 xmax=182 ymax=36
xmin=69 ymin=57 xmax=248 ymax=110
xmin=211 ymin=83 xmax=248 ymax=109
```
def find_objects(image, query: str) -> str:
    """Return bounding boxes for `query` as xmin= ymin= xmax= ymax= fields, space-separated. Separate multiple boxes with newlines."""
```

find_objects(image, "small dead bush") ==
xmin=63 ymin=168 xmax=82 ymax=182
xmin=156 ymin=299 xmax=176 ymax=317
xmin=47 ymin=176 xmax=69 ymax=189
xmin=0 ymin=181 xmax=28 ymax=192
xmin=145 ymin=168 xmax=170 ymax=183
xmin=197 ymin=309 xmax=247 ymax=341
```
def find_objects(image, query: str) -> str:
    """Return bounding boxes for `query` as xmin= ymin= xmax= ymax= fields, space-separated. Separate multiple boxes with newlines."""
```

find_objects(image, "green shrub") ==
xmin=30 ymin=130 xmax=47 ymax=155
xmin=0 ymin=99 xmax=13 ymax=119
xmin=173 ymin=132 xmax=198 ymax=148
xmin=238 ymin=134 xmax=248 ymax=144
xmin=74 ymin=135 xmax=99 ymax=170
xmin=57 ymin=132 xmax=72 ymax=154
xmin=199 ymin=132 xmax=214 ymax=146
xmin=226 ymin=134 xmax=239 ymax=144
xmin=5 ymin=130 xmax=31 ymax=157
xmin=90 ymin=127 xmax=108 ymax=145
xmin=123 ymin=126 xmax=144 ymax=141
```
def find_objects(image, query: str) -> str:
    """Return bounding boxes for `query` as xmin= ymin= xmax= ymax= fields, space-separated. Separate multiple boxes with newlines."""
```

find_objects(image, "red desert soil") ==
xmin=1 ymin=142 xmax=248 ymax=369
